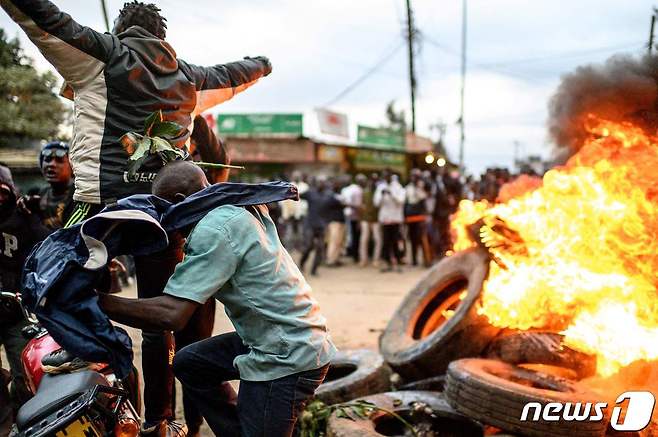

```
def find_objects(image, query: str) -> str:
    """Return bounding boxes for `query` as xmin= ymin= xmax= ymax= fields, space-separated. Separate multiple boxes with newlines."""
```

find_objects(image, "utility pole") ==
xmin=405 ymin=0 xmax=417 ymax=133
xmin=100 ymin=0 xmax=110 ymax=32
xmin=458 ymin=0 xmax=467 ymax=170
xmin=649 ymin=8 xmax=657 ymax=54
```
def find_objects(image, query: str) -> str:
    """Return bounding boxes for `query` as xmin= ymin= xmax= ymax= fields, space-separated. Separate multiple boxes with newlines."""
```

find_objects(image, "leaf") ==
xmin=129 ymin=138 xmax=151 ymax=162
xmin=150 ymin=121 xmax=184 ymax=139
xmin=126 ymin=154 xmax=148 ymax=178
xmin=158 ymin=149 xmax=187 ymax=165
xmin=144 ymin=110 xmax=163 ymax=135
xmin=119 ymin=132 xmax=143 ymax=155
xmin=350 ymin=406 xmax=369 ymax=420
xmin=335 ymin=409 xmax=349 ymax=419
xmin=150 ymin=137 xmax=172 ymax=154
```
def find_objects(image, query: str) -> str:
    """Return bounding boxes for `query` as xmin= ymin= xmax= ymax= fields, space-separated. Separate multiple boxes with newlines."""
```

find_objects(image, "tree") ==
xmin=384 ymin=100 xmax=407 ymax=132
xmin=0 ymin=28 xmax=64 ymax=144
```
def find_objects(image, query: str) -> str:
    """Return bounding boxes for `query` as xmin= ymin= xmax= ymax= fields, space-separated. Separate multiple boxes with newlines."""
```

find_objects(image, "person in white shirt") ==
xmin=374 ymin=171 xmax=406 ymax=272
xmin=340 ymin=174 xmax=366 ymax=263
xmin=404 ymin=169 xmax=430 ymax=266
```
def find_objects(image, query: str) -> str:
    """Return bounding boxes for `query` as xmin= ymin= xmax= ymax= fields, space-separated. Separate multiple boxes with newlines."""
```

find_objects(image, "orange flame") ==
xmin=452 ymin=115 xmax=658 ymax=376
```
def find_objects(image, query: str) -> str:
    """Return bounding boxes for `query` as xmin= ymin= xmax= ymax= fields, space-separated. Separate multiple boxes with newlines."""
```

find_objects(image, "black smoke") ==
xmin=548 ymin=54 xmax=658 ymax=158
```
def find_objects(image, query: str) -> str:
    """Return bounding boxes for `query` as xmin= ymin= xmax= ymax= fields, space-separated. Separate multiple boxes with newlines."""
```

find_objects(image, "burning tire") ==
xmin=326 ymin=391 xmax=483 ymax=437
xmin=445 ymin=358 xmax=609 ymax=437
xmin=315 ymin=349 xmax=392 ymax=406
xmin=379 ymin=248 xmax=499 ymax=380
xmin=484 ymin=331 xmax=596 ymax=379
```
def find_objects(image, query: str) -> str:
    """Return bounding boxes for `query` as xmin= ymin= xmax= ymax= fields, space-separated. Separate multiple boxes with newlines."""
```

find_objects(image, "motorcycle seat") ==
xmin=16 ymin=370 xmax=109 ymax=430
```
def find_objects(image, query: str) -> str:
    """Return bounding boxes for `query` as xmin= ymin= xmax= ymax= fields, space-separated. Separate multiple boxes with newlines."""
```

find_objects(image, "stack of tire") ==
xmin=318 ymin=248 xmax=609 ymax=436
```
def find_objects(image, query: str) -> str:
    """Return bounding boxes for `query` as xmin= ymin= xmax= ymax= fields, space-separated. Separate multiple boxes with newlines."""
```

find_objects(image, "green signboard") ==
xmin=217 ymin=113 xmax=303 ymax=136
xmin=353 ymin=149 xmax=406 ymax=173
xmin=357 ymin=125 xmax=405 ymax=151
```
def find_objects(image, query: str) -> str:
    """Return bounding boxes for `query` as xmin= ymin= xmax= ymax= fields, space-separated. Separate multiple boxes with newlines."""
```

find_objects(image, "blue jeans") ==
xmin=173 ymin=332 xmax=328 ymax=437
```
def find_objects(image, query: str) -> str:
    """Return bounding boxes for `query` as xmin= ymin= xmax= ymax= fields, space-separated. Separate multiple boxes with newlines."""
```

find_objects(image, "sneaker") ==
xmin=140 ymin=420 xmax=188 ymax=437
xmin=41 ymin=348 xmax=98 ymax=374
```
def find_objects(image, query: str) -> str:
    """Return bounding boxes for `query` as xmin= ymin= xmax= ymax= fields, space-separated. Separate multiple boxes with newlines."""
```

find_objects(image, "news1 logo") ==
xmin=520 ymin=391 xmax=656 ymax=431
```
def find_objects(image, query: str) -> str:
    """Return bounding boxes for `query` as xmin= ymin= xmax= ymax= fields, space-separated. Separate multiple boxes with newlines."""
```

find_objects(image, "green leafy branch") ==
xmin=299 ymin=399 xmax=419 ymax=437
xmin=120 ymin=110 xmax=243 ymax=178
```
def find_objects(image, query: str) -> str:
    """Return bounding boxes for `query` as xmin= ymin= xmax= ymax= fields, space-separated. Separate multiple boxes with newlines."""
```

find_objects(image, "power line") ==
xmin=422 ymin=34 xmax=643 ymax=68
xmin=422 ymin=35 xmax=534 ymax=80
xmin=323 ymin=41 xmax=405 ymax=107
xmin=474 ymin=41 xmax=645 ymax=68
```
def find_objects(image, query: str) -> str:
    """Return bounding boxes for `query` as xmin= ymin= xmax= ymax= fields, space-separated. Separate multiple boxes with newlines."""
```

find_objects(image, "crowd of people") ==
xmin=268 ymin=165 xmax=514 ymax=276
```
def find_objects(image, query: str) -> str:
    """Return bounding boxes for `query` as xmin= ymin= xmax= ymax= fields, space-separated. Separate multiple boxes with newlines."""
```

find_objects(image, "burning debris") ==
xmin=450 ymin=51 xmax=658 ymax=377
xmin=305 ymin=51 xmax=658 ymax=437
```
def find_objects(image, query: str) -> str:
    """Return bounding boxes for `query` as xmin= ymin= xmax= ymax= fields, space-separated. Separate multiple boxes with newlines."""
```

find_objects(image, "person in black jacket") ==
xmin=0 ymin=2 xmax=272 ymax=436
xmin=0 ymin=165 xmax=49 ymax=437
xmin=299 ymin=178 xmax=332 ymax=276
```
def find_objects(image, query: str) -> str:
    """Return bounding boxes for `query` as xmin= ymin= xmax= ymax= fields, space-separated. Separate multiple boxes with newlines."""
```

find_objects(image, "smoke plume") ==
xmin=548 ymin=54 xmax=658 ymax=158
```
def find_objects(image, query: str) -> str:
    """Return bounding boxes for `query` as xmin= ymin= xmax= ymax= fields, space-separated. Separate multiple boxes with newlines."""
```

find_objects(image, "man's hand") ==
xmin=16 ymin=195 xmax=40 ymax=215
xmin=246 ymin=56 xmax=272 ymax=76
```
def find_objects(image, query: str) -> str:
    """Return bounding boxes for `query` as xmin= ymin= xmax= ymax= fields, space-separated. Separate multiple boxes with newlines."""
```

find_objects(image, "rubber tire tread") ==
xmin=379 ymin=248 xmax=499 ymax=380
xmin=314 ymin=349 xmax=392 ymax=405
xmin=444 ymin=359 xmax=608 ymax=437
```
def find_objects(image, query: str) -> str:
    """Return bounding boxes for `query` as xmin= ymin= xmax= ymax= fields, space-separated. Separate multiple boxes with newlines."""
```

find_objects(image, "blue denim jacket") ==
xmin=21 ymin=182 xmax=298 ymax=378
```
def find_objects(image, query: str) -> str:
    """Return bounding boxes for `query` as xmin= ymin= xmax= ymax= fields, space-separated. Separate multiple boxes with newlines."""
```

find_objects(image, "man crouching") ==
xmin=99 ymin=161 xmax=336 ymax=436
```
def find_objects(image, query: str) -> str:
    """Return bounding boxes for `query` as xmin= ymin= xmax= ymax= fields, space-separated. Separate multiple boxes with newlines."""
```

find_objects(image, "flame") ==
xmin=452 ymin=115 xmax=658 ymax=376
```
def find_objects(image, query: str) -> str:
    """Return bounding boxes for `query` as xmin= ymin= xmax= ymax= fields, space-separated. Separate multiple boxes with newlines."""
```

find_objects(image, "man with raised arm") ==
xmin=0 ymin=2 xmax=272 ymax=435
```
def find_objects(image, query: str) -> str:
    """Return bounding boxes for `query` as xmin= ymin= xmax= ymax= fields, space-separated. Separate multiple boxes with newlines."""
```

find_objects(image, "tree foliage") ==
xmin=0 ymin=28 xmax=64 ymax=142
xmin=385 ymin=100 xmax=407 ymax=132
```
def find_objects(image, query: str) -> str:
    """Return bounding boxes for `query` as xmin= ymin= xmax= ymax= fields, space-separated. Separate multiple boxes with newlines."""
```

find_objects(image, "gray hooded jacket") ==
xmin=1 ymin=0 xmax=271 ymax=204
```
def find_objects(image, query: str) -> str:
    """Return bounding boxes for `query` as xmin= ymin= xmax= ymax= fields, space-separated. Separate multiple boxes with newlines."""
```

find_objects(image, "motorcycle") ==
xmin=0 ymin=291 xmax=141 ymax=437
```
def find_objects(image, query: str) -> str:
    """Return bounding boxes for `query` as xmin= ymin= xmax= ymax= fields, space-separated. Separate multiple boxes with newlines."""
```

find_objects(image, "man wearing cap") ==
xmin=0 ymin=165 xmax=49 ymax=436
xmin=19 ymin=141 xmax=74 ymax=231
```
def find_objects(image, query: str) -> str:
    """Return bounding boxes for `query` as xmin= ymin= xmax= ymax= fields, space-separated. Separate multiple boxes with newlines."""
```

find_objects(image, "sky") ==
xmin=0 ymin=0 xmax=654 ymax=175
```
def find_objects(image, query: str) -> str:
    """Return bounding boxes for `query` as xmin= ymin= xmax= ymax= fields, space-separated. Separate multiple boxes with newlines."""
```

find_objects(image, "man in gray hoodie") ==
xmin=0 ymin=1 xmax=272 ymax=435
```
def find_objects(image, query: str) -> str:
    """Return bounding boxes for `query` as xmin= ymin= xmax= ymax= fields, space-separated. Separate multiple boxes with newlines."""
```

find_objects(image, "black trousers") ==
xmin=407 ymin=221 xmax=426 ymax=266
xmin=381 ymin=223 xmax=402 ymax=266
xmin=173 ymin=332 xmax=328 ymax=437
xmin=299 ymin=226 xmax=325 ymax=275
xmin=347 ymin=220 xmax=360 ymax=262
xmin=134 ymin=234 xmax=216 ymax=433
xmin=0 ymin=369 xmax=10 ymax=437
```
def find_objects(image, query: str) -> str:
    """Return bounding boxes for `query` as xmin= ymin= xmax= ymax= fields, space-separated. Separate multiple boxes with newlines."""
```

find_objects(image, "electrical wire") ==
xmin=323 ymin=40 xmax=405 ymax=107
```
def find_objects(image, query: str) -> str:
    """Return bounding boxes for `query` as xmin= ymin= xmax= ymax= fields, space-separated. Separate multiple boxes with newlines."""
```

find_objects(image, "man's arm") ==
xmin=181 ymin=57 xmax=271 ymax=91
xmin=98 ymin=293 xmax=199 ymax=332
xmin=0 ymin=0 xmax=113 ymax=87
xmin=181 ymin=57 xmax=272 ymax=114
